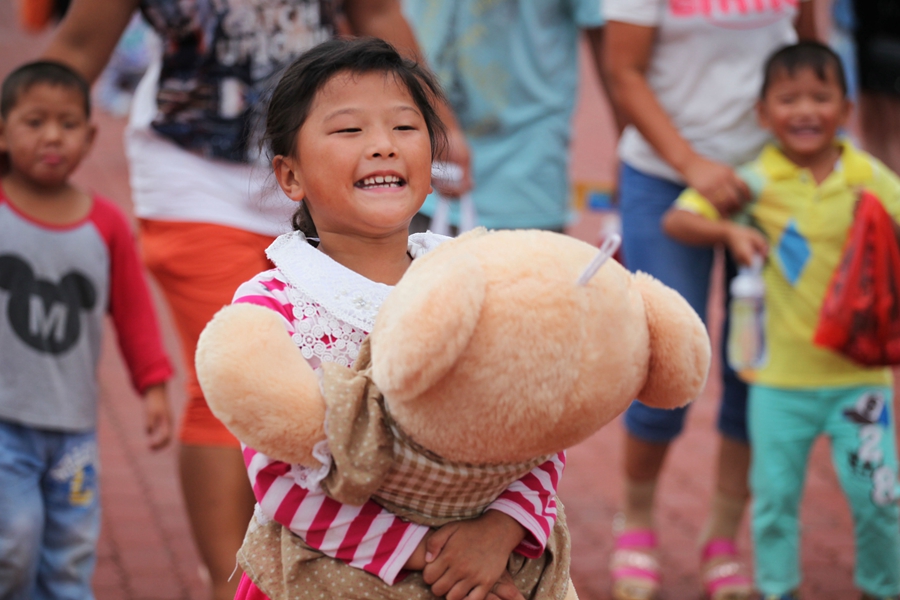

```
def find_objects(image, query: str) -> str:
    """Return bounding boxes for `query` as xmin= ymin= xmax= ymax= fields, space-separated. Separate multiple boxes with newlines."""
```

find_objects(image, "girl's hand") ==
xmin=486 ymin=571 xmax=525 ymax=600
xmin=141 ymin=383 xmax=173 ymax=451
xmin=682 ymin=155 xmax=751 ymax=216
xmin=724 ymin=222 xmax=768 ymax=267
xmin=422 ymin=511 xmax=526 ymax=600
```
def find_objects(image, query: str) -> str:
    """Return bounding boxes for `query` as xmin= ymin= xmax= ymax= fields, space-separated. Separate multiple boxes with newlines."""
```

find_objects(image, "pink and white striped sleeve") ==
xmin=487 ymin=452 xmax=566 ymax=558
xmin=244 ymin=447 xmax=429 ymax=585
xmin=232 ymin=271 xmax=296 ymax=325
xmin=233 ymin=273 xmax=428 ymax=584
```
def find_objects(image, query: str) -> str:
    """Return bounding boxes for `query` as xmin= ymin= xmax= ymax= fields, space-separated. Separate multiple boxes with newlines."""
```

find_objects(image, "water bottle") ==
xmin=727 ymin=256 xmax=766 ymax=372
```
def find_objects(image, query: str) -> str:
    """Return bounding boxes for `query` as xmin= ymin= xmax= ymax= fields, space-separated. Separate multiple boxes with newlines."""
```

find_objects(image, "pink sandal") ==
xmin=610 ymin=529 xmax=661 ymax=600
xmin=700 ymin=538 xmax=755 ymax=600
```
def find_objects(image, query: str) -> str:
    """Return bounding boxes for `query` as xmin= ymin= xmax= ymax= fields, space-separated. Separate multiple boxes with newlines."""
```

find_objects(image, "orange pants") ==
xmin=140 ymin=220 xmax=275 ymax=447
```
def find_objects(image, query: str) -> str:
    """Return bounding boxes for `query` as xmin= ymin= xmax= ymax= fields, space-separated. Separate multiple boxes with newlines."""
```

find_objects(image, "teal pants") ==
xmin=749 ymin=384 xmax=900 ymax=596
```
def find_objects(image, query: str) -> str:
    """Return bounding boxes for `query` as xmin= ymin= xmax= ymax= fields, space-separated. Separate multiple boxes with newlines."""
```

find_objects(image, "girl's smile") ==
xmin=275 ymin=70 xmax=433 ymax=242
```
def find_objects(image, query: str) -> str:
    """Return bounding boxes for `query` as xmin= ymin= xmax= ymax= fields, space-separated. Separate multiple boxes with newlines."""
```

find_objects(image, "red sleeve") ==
xmin=90 ymin=197 xmax=173 ymax=393
xmin=487 ymin=452 xmax=566 ymax=558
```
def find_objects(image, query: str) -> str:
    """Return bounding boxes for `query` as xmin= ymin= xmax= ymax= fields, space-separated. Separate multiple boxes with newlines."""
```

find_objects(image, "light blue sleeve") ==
xmin=733 ymin=163 xmax=766 ymax=226
xmin=569 ymin=0 xmax=605 ymax=28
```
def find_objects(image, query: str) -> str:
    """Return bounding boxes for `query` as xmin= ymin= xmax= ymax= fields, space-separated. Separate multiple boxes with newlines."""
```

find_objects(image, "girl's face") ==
xmin=277 ymin=70 xmax=433 ymax=239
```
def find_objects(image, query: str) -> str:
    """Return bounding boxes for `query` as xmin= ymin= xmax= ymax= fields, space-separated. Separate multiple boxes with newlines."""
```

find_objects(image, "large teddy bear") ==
xmin=195 ymin=228 xmax=711 ymax=600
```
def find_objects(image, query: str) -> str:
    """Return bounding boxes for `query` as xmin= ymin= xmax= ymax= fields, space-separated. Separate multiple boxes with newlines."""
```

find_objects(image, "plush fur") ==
xmin=196 ymin=228 xmax=711 ymax=470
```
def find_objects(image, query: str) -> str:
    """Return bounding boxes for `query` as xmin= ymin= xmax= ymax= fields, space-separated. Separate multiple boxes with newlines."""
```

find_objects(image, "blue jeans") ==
xmin=618 ymin=162 xmax=748 ymax=443
xmin=0 ymin=421 xmax=100 ymax=600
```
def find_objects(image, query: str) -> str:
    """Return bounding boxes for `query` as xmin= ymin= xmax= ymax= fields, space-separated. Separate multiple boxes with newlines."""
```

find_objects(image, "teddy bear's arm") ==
xmin=195 ymin=303 xmax=327 ymax=467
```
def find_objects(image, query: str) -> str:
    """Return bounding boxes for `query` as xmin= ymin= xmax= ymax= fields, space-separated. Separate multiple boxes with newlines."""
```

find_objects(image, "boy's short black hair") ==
xmin=1 ymin=60 xmax=91 ymax=119
xmin=761 ymin=41 xmax=848 ymax=99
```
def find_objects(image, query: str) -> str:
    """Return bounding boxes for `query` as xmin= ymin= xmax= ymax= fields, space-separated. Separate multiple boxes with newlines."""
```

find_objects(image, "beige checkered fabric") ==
xmin=378 ymin=421 xmax=549 ymax=521
xmin=320 ymin=338 xmax=550 ymax=526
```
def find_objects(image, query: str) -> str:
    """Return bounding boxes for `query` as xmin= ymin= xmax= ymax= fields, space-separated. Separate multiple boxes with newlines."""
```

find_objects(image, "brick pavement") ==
xmin=1 ymin=4 xmax=893 ymax=599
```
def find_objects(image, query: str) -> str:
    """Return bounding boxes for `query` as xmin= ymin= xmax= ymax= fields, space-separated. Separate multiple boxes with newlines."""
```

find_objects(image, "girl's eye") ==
xmin=395 ymin=125 xmax=416 ymax=131
xmin=335 ymin=128 xmax=361 ymax=134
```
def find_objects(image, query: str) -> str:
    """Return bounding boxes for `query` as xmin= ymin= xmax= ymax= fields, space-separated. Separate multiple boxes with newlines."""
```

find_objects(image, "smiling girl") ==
xmin=225 ymin=38 xmax=566 ymax=600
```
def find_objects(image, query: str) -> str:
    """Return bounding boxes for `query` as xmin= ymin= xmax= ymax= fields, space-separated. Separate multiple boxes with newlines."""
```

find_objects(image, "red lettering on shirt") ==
xmin=670 ymin=0 xmax=798 ymax=17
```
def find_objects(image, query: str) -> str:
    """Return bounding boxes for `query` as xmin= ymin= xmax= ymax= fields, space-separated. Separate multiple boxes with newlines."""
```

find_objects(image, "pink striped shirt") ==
xmin=233 ymin=268 xmax=564 ymax=584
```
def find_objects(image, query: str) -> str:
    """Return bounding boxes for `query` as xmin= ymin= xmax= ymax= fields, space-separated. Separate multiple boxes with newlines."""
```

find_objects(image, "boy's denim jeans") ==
xmin=0 ymin=421 xmax=100 ymax=600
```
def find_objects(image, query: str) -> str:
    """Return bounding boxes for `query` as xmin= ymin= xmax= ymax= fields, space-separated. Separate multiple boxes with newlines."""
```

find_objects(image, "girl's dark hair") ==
xmin=761 ymin=41 xmax=848 ymax=99
xmin=263 ymin=37 xmax=449 ymax=238
xmin=1 ymin=60 xmax=91 ymax=119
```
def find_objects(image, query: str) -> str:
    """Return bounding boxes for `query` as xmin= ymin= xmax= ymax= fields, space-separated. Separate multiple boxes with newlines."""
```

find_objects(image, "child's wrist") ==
xmin=404 ymin=535 xmax=429 ymax=571
xmin=484 ymin=510 xmax=527 ymax=553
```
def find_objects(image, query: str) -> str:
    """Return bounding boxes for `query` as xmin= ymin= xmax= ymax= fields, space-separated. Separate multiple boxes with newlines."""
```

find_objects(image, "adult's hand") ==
xmin=682 ymin=155 xmax=751 ymax=216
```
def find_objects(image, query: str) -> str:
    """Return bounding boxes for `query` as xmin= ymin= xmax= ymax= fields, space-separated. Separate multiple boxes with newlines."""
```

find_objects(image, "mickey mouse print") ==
xmin=0 ymin=193 xmax=167 ymax=432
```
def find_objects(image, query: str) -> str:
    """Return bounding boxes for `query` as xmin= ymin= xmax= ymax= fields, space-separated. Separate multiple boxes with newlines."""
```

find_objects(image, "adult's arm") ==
xmin=41 ymin=0 xmax=139 ymax=84
xmin=795 ymin=0 xmax=819 ymax=41
xmin=584 ymin=26 xmax=626 ymax=134
xmin=344 ymin=0 xmax=472 ymax=196
xmin=603 ymin=20 xmax=749 ymax=213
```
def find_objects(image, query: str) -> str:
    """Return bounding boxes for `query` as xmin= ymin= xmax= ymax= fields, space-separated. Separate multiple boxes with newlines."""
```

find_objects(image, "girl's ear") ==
xmin=273 ymin=154 xmax=305 ymax=202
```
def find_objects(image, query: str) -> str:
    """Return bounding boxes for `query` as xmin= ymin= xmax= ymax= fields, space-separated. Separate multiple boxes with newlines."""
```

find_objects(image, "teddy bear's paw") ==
xmin=196 ymin=303 xmax=327 ymax=466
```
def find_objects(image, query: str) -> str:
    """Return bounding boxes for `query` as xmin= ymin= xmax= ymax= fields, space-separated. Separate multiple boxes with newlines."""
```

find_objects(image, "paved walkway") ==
xmin=1 ymin=5 xmax=892 ymax=599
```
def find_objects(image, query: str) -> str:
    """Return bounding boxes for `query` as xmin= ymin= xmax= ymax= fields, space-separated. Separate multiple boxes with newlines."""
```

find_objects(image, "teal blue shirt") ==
xmin=404 ymin=0 xmax=604 ymax=229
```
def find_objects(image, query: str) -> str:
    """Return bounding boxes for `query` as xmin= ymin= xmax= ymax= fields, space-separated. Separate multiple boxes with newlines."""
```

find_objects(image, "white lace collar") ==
xmin=266 ymin=231 xmax=448 ymax=332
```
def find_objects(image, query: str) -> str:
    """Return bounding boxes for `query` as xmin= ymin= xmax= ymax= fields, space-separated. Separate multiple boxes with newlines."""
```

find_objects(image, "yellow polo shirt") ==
xmin=676 ymin=141 xmax=900 ymax=388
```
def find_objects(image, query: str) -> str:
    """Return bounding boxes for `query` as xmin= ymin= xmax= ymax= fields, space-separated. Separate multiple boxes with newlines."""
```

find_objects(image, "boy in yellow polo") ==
xmin=663 ymin=42 xmax=900 ymax=600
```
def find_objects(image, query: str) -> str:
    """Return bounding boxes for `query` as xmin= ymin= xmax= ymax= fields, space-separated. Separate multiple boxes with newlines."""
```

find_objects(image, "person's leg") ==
xmin=613 ymin=163 xmax=713 ymax=599
xmin=140 ymin=220 xmax=272 ymax=600
xmin=0 ymin=422 xmax=45 ymax=599
xmin=826 ymin=386 xmax=900 ymax=598
xmin=37 ymin=430 xmax=100 ymax=600
xmin=710 ymin=250 xmax=751 ymax=510
xmin=749 ymin=385 xmax=824 ymax=597
xmin=179 ymin=445 xmax=257 ymax=594
xmin=619 ymin=160 xmax=713 ymax=505
xmin=696 ymin=251 xmax=754 ymax=598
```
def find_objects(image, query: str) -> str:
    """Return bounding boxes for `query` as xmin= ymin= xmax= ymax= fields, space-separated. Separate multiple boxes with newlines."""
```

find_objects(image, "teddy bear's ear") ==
xmin=196 ymin=304 xmax=327 ymax=467
xmin=371 ymin=250 xmax=485 ymax=402
xmin=632 ymin=272 xmax=711 ymax=409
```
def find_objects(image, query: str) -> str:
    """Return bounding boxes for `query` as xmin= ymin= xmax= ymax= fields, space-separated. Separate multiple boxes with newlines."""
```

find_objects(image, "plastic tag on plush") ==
xmin=813 ymin=189 xmax=900 ymax=366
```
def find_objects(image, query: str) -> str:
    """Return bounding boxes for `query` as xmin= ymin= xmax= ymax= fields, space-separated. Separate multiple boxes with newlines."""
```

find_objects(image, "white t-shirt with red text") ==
xmin=604 ymin=0 xmax=800 ymax=182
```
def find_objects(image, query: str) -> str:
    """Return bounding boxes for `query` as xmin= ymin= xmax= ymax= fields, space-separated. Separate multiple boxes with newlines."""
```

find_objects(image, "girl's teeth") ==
xmin=361 ymin=175 xmax=401 ymax=187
